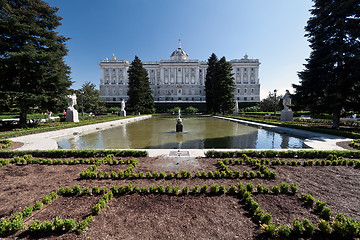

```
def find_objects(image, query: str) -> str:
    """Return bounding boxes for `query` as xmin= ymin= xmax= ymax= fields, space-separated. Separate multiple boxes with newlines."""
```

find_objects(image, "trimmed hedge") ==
xmin=205 ymin=150 xmax=360 ymax=159
xmin=0 ymin=149 xmax=147 ymax=158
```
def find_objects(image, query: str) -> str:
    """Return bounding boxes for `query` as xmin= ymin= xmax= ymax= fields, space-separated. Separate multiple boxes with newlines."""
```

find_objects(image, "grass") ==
xmin=223 ymin=115 xmax=360 ymax=139
xmin=0 ymin=114 xmax=143 ymax=139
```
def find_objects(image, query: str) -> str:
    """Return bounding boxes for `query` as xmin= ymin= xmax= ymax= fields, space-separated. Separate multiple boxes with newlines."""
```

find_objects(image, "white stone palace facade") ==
xmin=99 ymin=44 xmax=260 ymax=104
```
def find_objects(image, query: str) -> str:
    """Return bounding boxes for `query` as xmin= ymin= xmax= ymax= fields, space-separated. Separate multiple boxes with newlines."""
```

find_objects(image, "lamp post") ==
xmin=274 ymin=89 xmax=277 ymax=117
xmin=81 ymin=90 xmax=84 ymax=117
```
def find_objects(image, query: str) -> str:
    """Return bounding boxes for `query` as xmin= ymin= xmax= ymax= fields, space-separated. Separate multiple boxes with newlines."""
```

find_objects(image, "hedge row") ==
xmin=205 ymin=150 xmax=360 ymax=159
xmin=0 ymin=140 xmax=12 ymax=149
xmin=0 ymin=149 xmax=147 ymax=158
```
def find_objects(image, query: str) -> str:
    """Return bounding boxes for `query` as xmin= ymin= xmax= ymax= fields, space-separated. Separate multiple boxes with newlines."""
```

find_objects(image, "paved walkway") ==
xmin=8 ymin=115 xmax=352 ymax=158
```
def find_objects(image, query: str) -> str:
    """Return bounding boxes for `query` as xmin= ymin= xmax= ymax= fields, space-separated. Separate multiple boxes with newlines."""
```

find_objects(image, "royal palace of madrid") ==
xmin=99 ymin=42 xmax=260 ymax=105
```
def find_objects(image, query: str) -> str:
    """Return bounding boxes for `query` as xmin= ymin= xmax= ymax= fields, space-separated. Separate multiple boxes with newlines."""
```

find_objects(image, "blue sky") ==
xmin=47 ymin=0 xmax=313 ymax=99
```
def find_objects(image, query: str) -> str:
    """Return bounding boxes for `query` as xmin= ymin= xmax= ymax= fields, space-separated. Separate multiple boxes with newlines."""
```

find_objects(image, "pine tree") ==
xmin=127 ymin=56 xmax=155 ymax=114
xmin=214 ymin=57 xmax=235 ymax=115
xmin=205 ymin=53 xmax=218 ymax=114
xmin=293 ymin=0 xmax=360 ymax=128
xmin=0 ymin=0 xmax=72 ymax=127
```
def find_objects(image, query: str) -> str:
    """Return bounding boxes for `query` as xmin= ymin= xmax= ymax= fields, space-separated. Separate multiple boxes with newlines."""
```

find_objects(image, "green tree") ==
xmin=0 ymin=0 xmax=71 ymax=127
xmin=293 ymin=0 xmax=360 ymax=128
xmin=213 ymin=57 xmax=235 ymax=114
xmin=127 ymin=56 xmax=155 ymax=114
xmin=257 ymin=92 xmax=282 ymax=112
xmin=205 ymin=53 xmax=218 ymax=114
xmin=76 ymin=82 xmax=106 ymax=114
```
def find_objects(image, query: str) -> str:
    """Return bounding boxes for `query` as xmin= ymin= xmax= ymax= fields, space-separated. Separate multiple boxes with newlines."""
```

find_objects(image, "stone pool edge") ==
xmin=9 ymin=115 xmax=152 ymax=151
xmin=8 ymin=115 xmax=352 ymax=157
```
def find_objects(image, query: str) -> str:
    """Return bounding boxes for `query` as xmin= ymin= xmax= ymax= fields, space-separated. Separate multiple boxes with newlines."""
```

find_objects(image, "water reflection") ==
xmin=57 ymin=116 xmax=309 ymax=149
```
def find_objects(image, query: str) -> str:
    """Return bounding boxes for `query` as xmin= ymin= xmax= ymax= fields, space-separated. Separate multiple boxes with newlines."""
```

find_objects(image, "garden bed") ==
xmin=1 ymin=154 xmax=360 ymax=239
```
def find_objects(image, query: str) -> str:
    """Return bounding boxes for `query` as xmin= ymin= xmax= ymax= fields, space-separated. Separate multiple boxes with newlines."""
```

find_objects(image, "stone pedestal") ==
xmin=281 ymin=109 xmax=293 ymax=121
xmin=176 ymin=122 xmax=183 ymax=132
xmin=66 ymin=108 xmax=79 ymax=122
xmin=233 ymin=111 xmax=239 ymax=116
xmin=120 ymin=110 xmax=126 ymax=117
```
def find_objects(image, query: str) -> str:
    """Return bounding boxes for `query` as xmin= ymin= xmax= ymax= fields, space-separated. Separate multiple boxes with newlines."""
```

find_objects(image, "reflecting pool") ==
xmin=57 ymin=116 xmax=309 ymax=149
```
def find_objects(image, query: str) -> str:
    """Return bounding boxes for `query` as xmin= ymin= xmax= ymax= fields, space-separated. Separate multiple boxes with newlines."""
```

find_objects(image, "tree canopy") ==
xmin=76 ymin=82 xmax=106 ymax=114
xmin=205 ymin=54 xmax=235 ymax=114
xmin=0 ymin=0 xmax=72 ymax=127
xmin=126 ymin=56 xmax=155 ymax=114
xmin=293 ymin=0 xmax=360 ymax=128
xmin=205 ymin=53 xmax=235 ymax=114
xmin=205 ymin=53 xmax=218 ymax=114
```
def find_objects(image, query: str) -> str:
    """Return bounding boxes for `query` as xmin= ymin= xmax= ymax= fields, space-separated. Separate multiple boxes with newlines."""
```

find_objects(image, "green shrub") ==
xmin=64 ymin=186 xmax=73 ymax=196
xmin=42 ymin=195 xmax=51 ymax=205
xmin=165 ymin=185 xmax=171 ymax=194
xmin=22 ymin=205 xmax=33 ymax=218
xmin=192 ymin=185 xmax=199 ymax=194
xmin=39 ymin=220 xmax=52 ymax=232
xmin=219 ymin=185 xmax=226 ymax=195
xmin=320 ymin=207 xmax=332 ymax=220
xmin=315 ymin=200 xmax=327 ymax=212
xmin=28 ymin=219 xmax=41 ymax=232
xmin=210 ymin=184 xmax=219 ymax=194
xmin=92 ymin=186 xmax=100 ymax=195
xmin=182 ymin=186 xmax=189 ymax=195
xmin=10 ymin=213 xmax=25 ymax=233
xmin=100 ymin=187 xmax=108 ymax=194
xmin=290 ymin=183 xmax=298 ymax=194
xmin=92 ymin=204 xmax=101 ymax=215
xmin=132 ymin=186 xmax=141 ymax=194
xmin=292 ymin=218 xmax=303 ymax=236
xmin=166 ymin=172 xmax=174 ymax=179
xmin=318 ymin=219 xmax=332 ymax=234
xmin=280 ymin=183 xmax=289 ymax=194
xmin=271 ymin=186 xmax=280 ymax=195
xmin=263 ymin=187 xmax=270 ymax=194
xmin=172 ymin=186 xmax=180 ymax=196
xmin=33 ymin=201 xmax=43 ymax=210
xmin=260 ymin=213 xmax=272 ymax=225
xmin=228 ymin=184 xmax=237 ymax=195
xmin=72 ymin=185 xmax=82 ymax=195
xmin=53 ymin=216 xmax=64 ymax=231
xmin=302 ymin=218 xmax=315 ymax=236
xmin=155 ymin=185 xmax=163 ymax=194
xmin=256 ymin=184 xmax=263 ymax=193
xmin=207 ymin=171 xmax=214 ymax=178
xmin=76 ymin=215 xmax=93 ymax=234
xmin=261 ymin=222 xmax=277 ymax=237
xmin=278 ymin=224 xmax=291 ymax=237
xmin=246 ymin=182 xmax=254 ymax=193
xmin=200 ymin=185 xmax=208 ymax=194
xmin=242 ymin=170 xmax=249 ymax=178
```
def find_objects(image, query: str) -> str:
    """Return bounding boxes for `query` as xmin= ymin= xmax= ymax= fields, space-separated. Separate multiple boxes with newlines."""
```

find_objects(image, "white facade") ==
xmin=99 ymin=44 xmax=260 ymax=104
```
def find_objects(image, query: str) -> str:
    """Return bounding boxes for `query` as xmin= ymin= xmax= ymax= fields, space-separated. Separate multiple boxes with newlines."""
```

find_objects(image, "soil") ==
xmin=0 ymin=141 xmax=24 ymax=150
xmin=1 ymin=156 xmax=360 ymax=240
xmin=336 ymin=140 xmax=358 ymax=150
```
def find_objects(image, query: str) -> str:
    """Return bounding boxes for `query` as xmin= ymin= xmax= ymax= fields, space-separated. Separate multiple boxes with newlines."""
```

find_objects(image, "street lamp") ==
xmin=81 ymin=90 xmax=84 ymax=117
xmin=274 ymin=89 xmax=277 ymax=117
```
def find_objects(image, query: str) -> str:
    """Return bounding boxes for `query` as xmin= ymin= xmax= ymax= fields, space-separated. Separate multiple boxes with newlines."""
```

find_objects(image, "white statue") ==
xmin=67 ymin=94 xmax=77 ymax=109
xmin=283 ymin=90 xmax=291 ymax=110
xmin=121 ymin=99 xmax=126 ymax=111
xmin=120 ymin=99 xmax=126 ymax=116
xmin=66 ymin=94 xmax=79 ymax=122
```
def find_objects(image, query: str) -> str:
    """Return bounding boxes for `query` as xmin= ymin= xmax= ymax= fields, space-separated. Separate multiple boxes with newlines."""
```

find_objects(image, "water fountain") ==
xmin=176 ymin=109 xmax=183 ymax=132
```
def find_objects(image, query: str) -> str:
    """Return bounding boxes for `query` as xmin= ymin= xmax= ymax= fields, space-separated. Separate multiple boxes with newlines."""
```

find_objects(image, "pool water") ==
xmin=57 ymin=116 xmax=309 ymax=149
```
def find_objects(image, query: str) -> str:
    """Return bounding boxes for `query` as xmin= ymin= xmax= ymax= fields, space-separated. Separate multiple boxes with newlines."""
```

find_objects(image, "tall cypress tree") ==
xmin=127 ymin=56 xmax=155 ymax=114
xmin=205 ymin=53 xmax=218 ymax=114
xmin=293 ymin=0 xmax=360 ymax=128
xmin=0 ymin=0 xmax=72 ymax=127
xmin=214 ymin=57 xmax=235 ymax=115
